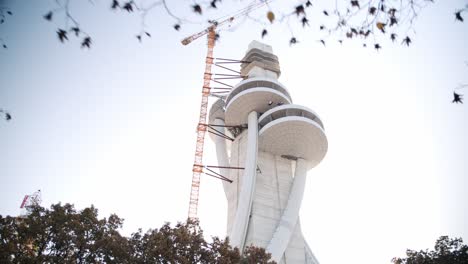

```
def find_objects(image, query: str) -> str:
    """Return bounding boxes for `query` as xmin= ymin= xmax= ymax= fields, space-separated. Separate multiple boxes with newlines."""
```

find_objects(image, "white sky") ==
xmin=1 ymin=0 xmax=467 ymax=263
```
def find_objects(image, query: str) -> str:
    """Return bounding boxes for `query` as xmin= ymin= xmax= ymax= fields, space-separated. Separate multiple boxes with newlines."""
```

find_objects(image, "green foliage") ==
xmin=242 ymin=245 xmax=277 ymax=264
xmin=0 ymin=203 xmax=275 ymax=264
xmin=392 ymin=236 xmax=468 ymax=264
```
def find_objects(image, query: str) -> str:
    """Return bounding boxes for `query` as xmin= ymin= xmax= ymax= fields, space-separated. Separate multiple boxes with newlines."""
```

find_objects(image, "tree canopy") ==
xmin=0 ymin=203 xmax=275 ymax=263
xmin=392 ymin=236 xmax=468 ymax=264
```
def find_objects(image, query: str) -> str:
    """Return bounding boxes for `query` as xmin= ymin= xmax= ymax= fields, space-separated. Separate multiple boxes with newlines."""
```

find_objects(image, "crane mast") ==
xmin=182 ymin=0 xmax=269 ymax=220
xmin=187 ymin=27 xmax=216 ymax=219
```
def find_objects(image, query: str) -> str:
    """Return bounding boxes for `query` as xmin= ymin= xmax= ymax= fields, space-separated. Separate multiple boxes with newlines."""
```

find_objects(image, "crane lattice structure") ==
xmin=182 ymin=0 xmax=270 ymax=219
xmin=19 ymin=190 xmax=42 ymax=217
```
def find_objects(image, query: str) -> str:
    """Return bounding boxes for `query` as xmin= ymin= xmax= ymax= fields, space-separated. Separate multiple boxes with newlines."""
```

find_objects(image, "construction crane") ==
xmin=181 ymin=17 xmax=234 ymax=46
xmin=182 ymin=0 xmax=269 ymax=220
xmin=19 ymin=190 xmax=42 ymax=217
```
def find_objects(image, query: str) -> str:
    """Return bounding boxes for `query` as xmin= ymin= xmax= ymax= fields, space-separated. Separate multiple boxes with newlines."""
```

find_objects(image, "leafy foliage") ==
xmin=0 ymin=203 xmax=276 ymax=263
xmin=0 ymin=0 xmax=463 ymax=52
xmin=31 ymin=0 xmax=448 ymax=48
xmin=392 ymin=236 xmax=468 ymax=264
xmin=2 ymin=1 xmax=466 ymax=103
xmin=0 ymin=109 xmax=11 ymax=121
xmin=41 ymin=2 xmax=93 ymax=49
xmin=0 ymin=0 xmax=465 ymax=50
xmin=453 ymin=92 xmax=464 ymax=104
xmin=0 ymin=6 xmax=14 ymax=49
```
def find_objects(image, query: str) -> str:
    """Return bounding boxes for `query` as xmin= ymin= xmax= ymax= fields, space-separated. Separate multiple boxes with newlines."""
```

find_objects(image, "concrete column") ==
xmin=266 ymin=158 xmax=307 ymax=262
xmin=305 ymin=240 xmax=320 ymax=264
xmin=229 ymin=111 xmax=258 ymax=251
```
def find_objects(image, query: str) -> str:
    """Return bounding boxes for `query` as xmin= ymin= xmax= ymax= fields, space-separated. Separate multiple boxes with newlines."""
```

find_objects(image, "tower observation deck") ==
xmin=208 ymin=41 xmax=327 ymax=264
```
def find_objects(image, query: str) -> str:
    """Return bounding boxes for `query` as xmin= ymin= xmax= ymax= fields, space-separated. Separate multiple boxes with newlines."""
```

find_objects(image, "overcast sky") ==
xmin=1 ymin=0 xmax=467 ymax=263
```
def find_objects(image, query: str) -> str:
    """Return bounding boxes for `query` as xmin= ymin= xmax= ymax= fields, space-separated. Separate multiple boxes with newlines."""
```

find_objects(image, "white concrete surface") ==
xmin=266 ymin=159 xmax=307 ymax=263
xmin=226 ymin=77 xmax=291 ymax=104
xmin=259 ymin=117 xmax=328 ymax=169
xmin=229 ymin=111 xmax=258 ymax=251
xmin=258 ymin=104 xmax=324 ymax=130
xmin=225 ymin=88 xmax=291 ymax=126
xmin=208 ymin=41 xmax=327 ymax=263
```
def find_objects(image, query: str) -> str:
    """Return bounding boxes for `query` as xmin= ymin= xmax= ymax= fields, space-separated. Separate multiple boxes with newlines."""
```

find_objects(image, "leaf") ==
xmin=214 ymin=33 xmax=220 ymax=41
xmin=111 ymin=0 xmax=120 ymax=9
xmin=374 ymin=43 xmax=381 ymax=50
xmin=323 ymin=10 xmax=329 ymax=16
xmin=351 ymin=0 xmax=360 ymax=8
xmin=44 ymin=11 xmax=53 ymax=21
xmin=123 ymin=2 xmax=133 ymax=12
xmin=57 ymin=29 xmax=68 ymax=42
xmin=340 ymin=18 xmax=347 ymax=26
xmin=376 ymin=22 xmax=386 ymax=33
xmin=452 ymin=92 xmax=463 ymax=103
xmin=71 ymin=27 xmax=80 ymax=37
xmin=267 ymin=11 xmax=275 ymax=23
xmin=2 ymin=44 xmax=7 ymax=49
xmin=319 ymin=25 xmax=325 ymax=30
xmin=145 ymin=32 xmax=151 ymax=37
xmin=402 ymin=36 xmax=411 ymax=46
xmin=346 ymin=32 xmax=353 ymax=38
xmin=338 ymin=40 xmax=343 ymax=44
xmin=351 ymin=28 xmax=358 ymax=34
xmin=390 ymin=33 xmax=397 ymax=42
xmin=210 ymin=0 xmax=217 ymax=9
xmin=0 ymin=19 xmax=3 ymax=24
xmin=289 ymin=37 xmax=297 ymax=45
xmin=388 ymin=8 xmax=397 ymax=16
xmin=455 ymin=11 xmax=463 ymax=22
xmin=295 ymin=5 xmax=305 ymax=16
xmin=174 ymin=24 xmax=181 ymax=31
xmin=389 ymin=17 xmax=398 ymax=27
xmin=319 ymin=39 xmax=325 ymax=46
xmin=261 ymin=29 xmax=267 ymax=38
xmin=136 ymin=35 xmax=141 ymax=42
xmin=301 ymin=17 xmax=309 ymax=27
xmin=369 ymin=6 xmax=377 ymax=15
xmin=192 ymin=4 xmax=202 ymax=15
xmin=81 ymin=37 xmax=92 ymax=48
xmin=306 ymin=1 xmax=312 ymax=7
xmin=7 ymin=11 xmax=12 ymax=15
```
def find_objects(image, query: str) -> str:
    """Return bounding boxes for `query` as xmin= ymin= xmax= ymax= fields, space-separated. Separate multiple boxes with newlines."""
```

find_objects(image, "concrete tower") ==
xmin=209 ymin=41 xmax=327 ymax=264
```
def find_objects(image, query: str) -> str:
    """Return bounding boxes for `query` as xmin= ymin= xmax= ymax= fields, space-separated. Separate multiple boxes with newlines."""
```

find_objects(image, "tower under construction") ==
xmin=208 ymin=41 xmax=328 ymax=264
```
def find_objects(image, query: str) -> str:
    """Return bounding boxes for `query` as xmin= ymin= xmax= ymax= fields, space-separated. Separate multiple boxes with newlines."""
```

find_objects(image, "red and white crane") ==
xmin=182 ymin=0 xmax=269 ymax=219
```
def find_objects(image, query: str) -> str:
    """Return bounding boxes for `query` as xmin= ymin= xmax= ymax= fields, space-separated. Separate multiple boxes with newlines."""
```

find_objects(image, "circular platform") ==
xmin=225 ymin=77 xmax=291 ymax=104
xmin=225 ymin=88 xmax=291 ymax=126
xmin=258 ymin=104 xmax=324 ymax=130
xmin=258 ymin=106 xmax=327 ymax=169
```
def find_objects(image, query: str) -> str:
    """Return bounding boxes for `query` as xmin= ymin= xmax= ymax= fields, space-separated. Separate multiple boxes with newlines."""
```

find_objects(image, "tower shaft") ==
xmin=209 ymin=41 xmax=327 ymax=263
